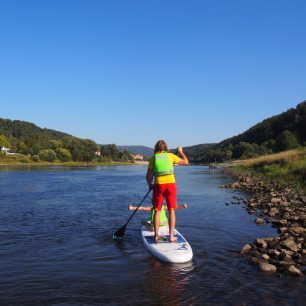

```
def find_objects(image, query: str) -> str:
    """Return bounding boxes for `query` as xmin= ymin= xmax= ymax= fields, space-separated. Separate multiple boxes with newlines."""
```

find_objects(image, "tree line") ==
xmin=0 ymin=119 xmax=132 ymax=163
xmin=184 ymin=101 xmax=306 ymax=163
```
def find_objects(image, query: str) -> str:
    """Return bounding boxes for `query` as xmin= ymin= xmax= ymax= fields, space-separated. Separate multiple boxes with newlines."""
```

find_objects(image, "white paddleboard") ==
xmin=141 ymin=225 xmax=193 ymax=263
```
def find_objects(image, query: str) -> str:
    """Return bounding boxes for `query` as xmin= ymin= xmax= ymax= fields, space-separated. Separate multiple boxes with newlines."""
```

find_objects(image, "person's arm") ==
xmin=146 ymin=168 xmax=154 ymax=189
xmin=177 ymin=147 xmax=189 ymax=165
xmin=128 ymin=204 xmax=151 ymax=211
xmin=164 ymin=204 xmax=188 ymax=210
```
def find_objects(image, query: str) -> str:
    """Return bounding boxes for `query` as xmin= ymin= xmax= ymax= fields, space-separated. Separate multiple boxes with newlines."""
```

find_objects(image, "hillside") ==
xmin=184 ymin=100 xmax=306 ymax=163
xmin=219 ymin=101 xmax=306 ymax=147
xmin=118 ymin=145 xmax=154 ymax=159
xmin=180 ymin=143 xmax=217 ymax=162
xmin=0 ymin=119 xmax=71 ymax=141
xmin=0 ymin=119 xmax=132 ymax=163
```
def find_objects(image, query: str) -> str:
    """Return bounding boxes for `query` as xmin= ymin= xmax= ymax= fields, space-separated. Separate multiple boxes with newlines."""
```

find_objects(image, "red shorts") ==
xmin=153 ymin=183 xmax=177 ymax=211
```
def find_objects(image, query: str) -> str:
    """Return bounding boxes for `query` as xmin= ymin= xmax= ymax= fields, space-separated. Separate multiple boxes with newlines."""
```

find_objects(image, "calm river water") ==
xmin=0 ymin=165 xmax=305 ymax=305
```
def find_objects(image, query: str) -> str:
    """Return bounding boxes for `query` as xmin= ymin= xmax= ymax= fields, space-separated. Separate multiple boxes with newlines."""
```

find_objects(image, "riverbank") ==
xmin=0 ymin=160 xmax=135 ymax=167
xmin=222 ymin=152 xmax=306 ymax=276
xmin=230 ymin=148 xmax=306 ymax=194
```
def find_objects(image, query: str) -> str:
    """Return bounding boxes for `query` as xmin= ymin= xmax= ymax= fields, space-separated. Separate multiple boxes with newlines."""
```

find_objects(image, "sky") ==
xmin=0 ymin=0 xmax=306 ymax=148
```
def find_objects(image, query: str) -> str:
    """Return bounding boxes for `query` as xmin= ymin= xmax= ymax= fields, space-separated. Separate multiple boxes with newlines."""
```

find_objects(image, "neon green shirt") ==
xmin=149 ymin=205 xmax=168 ymax=226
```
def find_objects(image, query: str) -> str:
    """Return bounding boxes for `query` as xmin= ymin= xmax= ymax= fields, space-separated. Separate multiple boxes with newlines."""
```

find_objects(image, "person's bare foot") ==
xmin=169 ymin=236 xmax=177 ymax=242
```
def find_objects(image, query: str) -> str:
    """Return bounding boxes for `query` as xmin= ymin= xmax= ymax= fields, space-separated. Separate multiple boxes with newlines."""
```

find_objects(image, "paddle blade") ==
xmin=113 ymin=225 xmax=126 ymax=240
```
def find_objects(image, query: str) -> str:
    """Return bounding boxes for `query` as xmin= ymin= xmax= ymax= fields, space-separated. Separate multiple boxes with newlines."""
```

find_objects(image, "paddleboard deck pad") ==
xmin=141 ymin=225 xmax=193 ymax=263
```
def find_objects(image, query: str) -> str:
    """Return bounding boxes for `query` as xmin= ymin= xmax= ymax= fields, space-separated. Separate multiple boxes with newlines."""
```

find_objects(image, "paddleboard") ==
xmin=141 ymin=225 xmax=193 ymax=263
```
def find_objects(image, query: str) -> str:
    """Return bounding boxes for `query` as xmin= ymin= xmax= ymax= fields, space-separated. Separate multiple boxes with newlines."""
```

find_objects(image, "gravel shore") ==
xmin=222 ymin=168 xmax=306 ymax=277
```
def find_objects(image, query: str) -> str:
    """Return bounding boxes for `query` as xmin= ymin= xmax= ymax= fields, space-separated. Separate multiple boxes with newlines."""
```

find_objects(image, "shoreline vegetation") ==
xmin=0 ymin=153 xmax=134 ymax=167
xmin=222 ymin=148 xmax=306 ymax=276
xmin=226 ymin=147 xmax=306 ymax=194
xmin=0 ymin=159 xmax=147 ymax=167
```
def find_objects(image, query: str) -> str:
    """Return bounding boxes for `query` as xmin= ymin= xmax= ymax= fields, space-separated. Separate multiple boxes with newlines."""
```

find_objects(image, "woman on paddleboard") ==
xmin=146 ymin=140 xmax=189 ymax=242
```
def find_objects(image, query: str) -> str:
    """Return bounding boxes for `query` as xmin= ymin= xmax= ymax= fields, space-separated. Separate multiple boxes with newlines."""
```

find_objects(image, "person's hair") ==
xmin=154 ymin=140 xmax=169 ymax=153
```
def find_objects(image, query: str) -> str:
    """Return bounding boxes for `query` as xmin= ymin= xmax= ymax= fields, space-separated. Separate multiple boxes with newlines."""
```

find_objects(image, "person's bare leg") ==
xmin=169 ymin=209 xmax=177 ymax=242
xmin=154 ymin=210 xmax=160 ymax=242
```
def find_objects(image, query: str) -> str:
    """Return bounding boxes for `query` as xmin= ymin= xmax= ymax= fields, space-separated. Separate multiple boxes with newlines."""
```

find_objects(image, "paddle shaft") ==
xmin=123 ymin=187 xmax=152 ymax=228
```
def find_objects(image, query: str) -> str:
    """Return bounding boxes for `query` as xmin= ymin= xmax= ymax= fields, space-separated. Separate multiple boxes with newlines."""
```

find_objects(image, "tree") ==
xmin=233 ymin=142 xmax=256 ymax=159
xmin=38 ymin=149 xmax=57 ymax=162
xmin=15 ymin=141 xmax=31 ymax=155
xmin=48 ymin=140 xmax=63 ymax=150
xmin=0 ymin=134 xmax=10 ymax=148
xmin=55 ymin=148 xmax=72 ymax=162
xmin=62 ymin=137 xmax=98 ymax=162
xmin=275 ymin=130 xmax=299 ymax=151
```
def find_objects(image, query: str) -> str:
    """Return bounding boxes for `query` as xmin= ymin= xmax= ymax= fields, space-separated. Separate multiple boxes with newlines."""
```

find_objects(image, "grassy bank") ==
xmin=229 ymin=148 xmax=306 ymax=194
xmin=0 ymin=153 xmax=135 ymax=167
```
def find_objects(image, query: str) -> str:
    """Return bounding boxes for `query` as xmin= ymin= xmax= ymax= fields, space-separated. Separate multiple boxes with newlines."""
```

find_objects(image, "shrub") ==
xmin=0 ymin=134 xmax=10 ymax=148
xmin=55 ymin=148 xmax=72 ymax=162
xmin=31 ymin=155 xmax=40 ymax=162
xmin=275 ymin=130 xmax=299 ymax=151
xmin=38 ymin=149 xmax=57 ymax=162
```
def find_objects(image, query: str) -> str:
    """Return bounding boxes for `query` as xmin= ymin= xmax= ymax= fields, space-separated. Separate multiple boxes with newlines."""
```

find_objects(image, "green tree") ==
xmin=262 ymin=139 xmax=276 ymax=151
xmin=62 ymin=137 xmax=98 ymax=162
xmin=48 ymin=140 xmax=63 ymax=150
xmin=15 ymin=141 xmax=31 ymax=155
xmin=224 ymin=149 xmax=233 ymax=160
xmin=38 ymin=149 xmax=57 ymax=162
xmin=0 ymin=134 xmax=10 ymax=148
xmin=55 ymin=148 xmax=72 ymax=162
xmin=233 ymin=142 xmax=257 ymax=159
xmin=275 ymin=130 xmax=299 ymax=151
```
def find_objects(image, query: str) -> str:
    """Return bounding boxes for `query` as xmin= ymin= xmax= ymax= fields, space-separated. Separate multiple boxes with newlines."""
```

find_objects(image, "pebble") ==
xmin=241 ymin=244 xmax=252 ymax=254
xmin=255 ymin=218 xmax=265 ymax=225
xmin=259 ymin=263 xmax=277 ymax=273
xmin=288 ymin=265 xmax=303 ymax=277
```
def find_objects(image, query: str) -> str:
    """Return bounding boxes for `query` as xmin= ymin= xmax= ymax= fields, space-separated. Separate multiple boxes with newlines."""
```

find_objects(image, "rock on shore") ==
xmin=223 ymin=168 xmax=305 ymax=276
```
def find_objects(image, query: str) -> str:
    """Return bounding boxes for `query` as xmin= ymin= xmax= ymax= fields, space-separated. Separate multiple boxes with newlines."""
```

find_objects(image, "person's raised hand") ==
xmin=177 ymin=146 xmax=183 ymax=154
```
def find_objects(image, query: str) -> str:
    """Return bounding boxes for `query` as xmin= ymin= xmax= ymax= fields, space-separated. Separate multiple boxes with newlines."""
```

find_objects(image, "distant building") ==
xmin=131 ymin=153 xmax=144 ymax=161
xmin=95 ymin=150 xmax=101 ymax=156
xmin=1 ymin=147 xmax=15 ymax=155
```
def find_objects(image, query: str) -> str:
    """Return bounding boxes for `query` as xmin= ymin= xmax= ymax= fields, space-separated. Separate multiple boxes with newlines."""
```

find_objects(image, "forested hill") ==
xmin=0 ymin=119 xmax=71 ymax=141
xmin=0 ymin=119 xmax=132 ymax=163
xmin=180 ymin=143 xmax=217 ymax=162
xmin=184 ymin=100 xmax=306 ymax=163
xmin=219 ymin=101 xmax=306 ymax=148
xmin=118 ymin=146 xmax=154 ymax=158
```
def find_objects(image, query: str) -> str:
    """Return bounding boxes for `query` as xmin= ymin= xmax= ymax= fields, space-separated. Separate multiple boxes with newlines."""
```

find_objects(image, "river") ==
xmin=0 ymin=165 xmax=305 ymax=305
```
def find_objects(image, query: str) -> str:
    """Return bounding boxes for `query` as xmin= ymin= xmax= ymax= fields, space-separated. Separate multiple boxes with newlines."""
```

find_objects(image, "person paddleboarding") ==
xmin=146 ymin=140 xmax=189 ymax=242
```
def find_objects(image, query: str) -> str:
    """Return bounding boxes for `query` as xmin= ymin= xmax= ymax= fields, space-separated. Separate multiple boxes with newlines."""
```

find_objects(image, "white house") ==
xmin=131 ymin=153 xmax=144 ymax=161
xmin=1 ymin=147 xmax=15 ymax=155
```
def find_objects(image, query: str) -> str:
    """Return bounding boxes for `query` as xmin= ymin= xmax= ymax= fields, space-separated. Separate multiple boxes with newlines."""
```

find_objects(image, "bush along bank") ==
xmin=222 ymin=168 xmax=306 ymax=277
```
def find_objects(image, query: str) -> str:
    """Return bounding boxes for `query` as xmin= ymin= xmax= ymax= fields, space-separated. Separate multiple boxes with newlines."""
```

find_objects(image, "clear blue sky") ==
xmin=1 ymin=0 xmax=305 ymax=148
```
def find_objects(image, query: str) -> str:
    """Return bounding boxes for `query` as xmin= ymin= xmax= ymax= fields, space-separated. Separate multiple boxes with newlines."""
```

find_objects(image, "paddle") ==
xmin=113 ymin=187 xmax=153 ymax=240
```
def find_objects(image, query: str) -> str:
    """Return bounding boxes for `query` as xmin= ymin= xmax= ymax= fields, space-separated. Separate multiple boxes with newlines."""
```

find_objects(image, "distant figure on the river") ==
xmin=146 ymin=140 xmax=189 ymax=242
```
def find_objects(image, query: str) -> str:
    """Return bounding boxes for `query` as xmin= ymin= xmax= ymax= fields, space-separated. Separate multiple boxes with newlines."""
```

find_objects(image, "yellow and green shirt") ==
xmin=148 ymin=152 xmax=181 ymax=184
